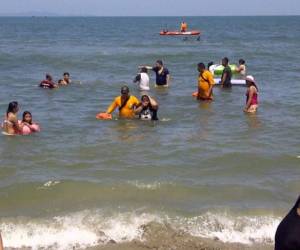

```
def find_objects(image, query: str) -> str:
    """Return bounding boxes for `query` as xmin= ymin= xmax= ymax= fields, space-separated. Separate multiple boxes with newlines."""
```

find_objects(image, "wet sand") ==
xmin=87 ymin=222 xmax=273 ymax=250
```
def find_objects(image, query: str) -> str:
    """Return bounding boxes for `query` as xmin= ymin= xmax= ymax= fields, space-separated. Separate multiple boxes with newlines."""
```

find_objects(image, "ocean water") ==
xmin=0 ymin=16 xmax=299 ymax=249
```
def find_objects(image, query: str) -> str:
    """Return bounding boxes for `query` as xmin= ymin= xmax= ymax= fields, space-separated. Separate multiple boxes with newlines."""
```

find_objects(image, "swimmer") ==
xmin=236 ymin=59 xmax=246 ymax=76
xmin=20 ymin=111 xmax=40 ymax=135
xmin=39 ymin=74 xmax=58 ymax=89
xmin=139 ymin=60 xmax=170 ymax=87
xmin=62 ymin=72 xmax=71 ymax=85
xmin=2 ymin=101 xmax=21 ymax=135
xmin=105 ymin=86 xmax=140 ymax=119
xmin=133 ymin=67 xmax=150 ymax=91
xmin=197 ymin=62 xmax=215 ymax=101
xmin=244 ymin=75 xmax=258 ymax=113
xmin=135 ymin=95 xmax=158 ymax=120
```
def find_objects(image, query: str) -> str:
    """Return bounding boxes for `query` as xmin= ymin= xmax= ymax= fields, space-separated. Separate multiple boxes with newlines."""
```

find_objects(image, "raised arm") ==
xmin=138 ymin=66 xmax=153 ymax=70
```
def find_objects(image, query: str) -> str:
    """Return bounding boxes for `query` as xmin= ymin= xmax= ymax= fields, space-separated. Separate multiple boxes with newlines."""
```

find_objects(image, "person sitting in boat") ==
xmin=39 ymin=74 xmax=58 ymax=89
xmin=135 ymin=95 xmax=158 ymax=121
xmin=133 ymin=67 xmax=150 ymax=91
xmin=180 ymin=21 xmax=188 ymax=32
xmin=139 ymin=60 xmax=170 ymax=87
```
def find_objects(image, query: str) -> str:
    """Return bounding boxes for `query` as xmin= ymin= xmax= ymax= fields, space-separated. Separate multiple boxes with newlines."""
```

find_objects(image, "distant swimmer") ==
xmin=133 ymin=67 xmax=150 ymax=91
xmin=244 ymin=75 xmax=258 ymax=113
xmin=220 ymin=57 xmax=232 ymax=88
xmin=105 ymin=86 xmax=140 ymax=119
xmin=197 ymin=62 xmax=215 ymax=101
xmin=2 ymin=101 xmax=21 ymax=135
xmin=58 ymin=72 xmax=72 ymax=86
xmin=135 ymin=95 xmax=158 ymax=121
xmin=275 ymin=195 xmax=300 ymax=250
xmin=39 ymin=74 xmax=58 ymax=89
xmin=140 ymin=60 xmax=170 ymax=87
xmin=236 ymin=59 xmax=246 ymax=76
xmin=180 ymin=21 xmax=188 ymax=32
xmin=20 ymin=111 xmax=40 ymax=135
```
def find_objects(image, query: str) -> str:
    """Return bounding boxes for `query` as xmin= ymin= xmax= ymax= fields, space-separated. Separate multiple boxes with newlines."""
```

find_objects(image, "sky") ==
xmin=0 ymin=0 xmax=300 ymax=16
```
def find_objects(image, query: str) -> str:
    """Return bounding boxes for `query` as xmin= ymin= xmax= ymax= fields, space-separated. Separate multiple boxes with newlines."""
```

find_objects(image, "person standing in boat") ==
xmin=180 ymin=21 xmax=188 ymax=32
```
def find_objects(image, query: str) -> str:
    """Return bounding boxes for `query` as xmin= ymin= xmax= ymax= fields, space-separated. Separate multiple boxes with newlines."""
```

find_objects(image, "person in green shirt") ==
xmin=220 ymin=57 xmax=232 ymax=88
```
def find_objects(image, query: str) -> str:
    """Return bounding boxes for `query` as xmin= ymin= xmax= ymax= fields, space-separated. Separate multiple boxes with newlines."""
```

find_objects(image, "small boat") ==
xmin=160 ymin=30 xmax=201 ymax=36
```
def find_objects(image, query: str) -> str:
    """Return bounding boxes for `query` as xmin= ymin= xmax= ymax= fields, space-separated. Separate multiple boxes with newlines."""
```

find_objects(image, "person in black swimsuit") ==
xmin=135 ymin=95 xmax=158 ymax=121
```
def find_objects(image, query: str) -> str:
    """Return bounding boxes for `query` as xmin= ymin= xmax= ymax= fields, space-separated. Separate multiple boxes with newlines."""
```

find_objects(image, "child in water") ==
xmin=20 ymin=111 xmax=40 ymax=135
xmin=236 ymin=59 xmax=246 ymax=76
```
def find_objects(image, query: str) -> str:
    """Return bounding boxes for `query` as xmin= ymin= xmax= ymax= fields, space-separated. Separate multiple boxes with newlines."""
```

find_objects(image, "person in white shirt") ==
xmin=133 ymin=67 xmax=150 ymax=91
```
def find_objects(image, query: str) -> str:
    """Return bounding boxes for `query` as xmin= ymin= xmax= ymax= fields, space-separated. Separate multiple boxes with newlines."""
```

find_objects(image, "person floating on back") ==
xmin=40 ymin=74 xmax=58 ymax=89
xmin=104 ymin=86 xmax=140 ymax=119
xmin=244 ymin=75 xmax=258 ymax=113
xmin=180 ymin=21 xmax=188 ymax=32
xmin=220 ymin=57 xmax=232 ymax=88
xmin=135 ymin=95 xmax=159 ymax=121
xmin=197 ymin=62 xmax=215 ymax=101
xmin=133 ymin=67 xmax=150 ymax=91
xmin=139 ymin=60 xmax=170 ymax=87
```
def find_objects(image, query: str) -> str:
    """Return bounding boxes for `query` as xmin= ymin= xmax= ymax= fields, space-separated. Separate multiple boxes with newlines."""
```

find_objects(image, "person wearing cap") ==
xmin=39 ymin=74 xmax=58 ymax=89
xmin=139 ymin=60 xmax=170 ymax=87
xmin=105 ymin=86 xmax=140 ymax=119
xmin=244 ymin=75 xmax=258 ymax=113
xmin=220 ymin=57 xmax=232 ymax=88
xmin=197 ymin=62 xmax=215 ymax=101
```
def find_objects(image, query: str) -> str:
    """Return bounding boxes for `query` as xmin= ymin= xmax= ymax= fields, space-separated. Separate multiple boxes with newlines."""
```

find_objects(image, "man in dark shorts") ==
xmin=139 ymin=60 xmax=170 ymax=87
xmin=220 ymin=57 xmax=232 ymax=88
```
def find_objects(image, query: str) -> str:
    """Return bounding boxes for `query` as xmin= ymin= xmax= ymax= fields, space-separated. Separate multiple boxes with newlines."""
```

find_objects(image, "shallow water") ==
xmin=0 ymin=16 xmax=300 ymax=249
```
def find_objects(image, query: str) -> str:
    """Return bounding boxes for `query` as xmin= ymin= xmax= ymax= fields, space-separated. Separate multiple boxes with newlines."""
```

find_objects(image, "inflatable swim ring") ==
xmin=96 ymin=113 xmax=112 ymax=120
xmin=18 ymin=121 xmax=40 ymax=135
xmin=209 ymin=64 xmax=237 ymax=76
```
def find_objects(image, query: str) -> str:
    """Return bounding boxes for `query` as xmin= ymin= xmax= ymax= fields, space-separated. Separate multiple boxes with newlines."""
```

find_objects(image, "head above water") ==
xmin=245 ymin=75 xmax=258 ymax=90
xmin=121 ymin=85 xmax=130 ymax=95
xmin=197 ymin=62 xmax=206 ymax=72
xmin=63 ymin=72 xmax=70 ymax=77
xmin=46 ymin=74 xmax=52 ymax=81
xmin=155 ymin=60 xmax=163 ymax=68
xmin=239 ymin=59 xmax=245 ymax=65
xmin=140 ymin=67 xmax=148 ymax=73
xmin=22 ymin=111 xmax=32 ymax=124
xmin=222 ymin=57 xmax=229 ymax=66
xmin=6 ymin=101 xmax=19 ymax=115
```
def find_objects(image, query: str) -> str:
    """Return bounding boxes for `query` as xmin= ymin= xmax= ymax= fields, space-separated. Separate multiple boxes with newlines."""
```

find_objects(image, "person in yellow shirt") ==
xmin=106 ymin=86 xmax=140 ymax=119
xmin=197 ymin=63 xmax=215 ymax=101
xmin=180 ymin=21 xmax=188 ymax=32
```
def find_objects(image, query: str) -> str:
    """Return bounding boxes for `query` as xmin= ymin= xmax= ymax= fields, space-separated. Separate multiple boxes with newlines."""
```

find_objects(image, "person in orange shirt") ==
xmin=105 ymin=86 xmax=140 ymax=119
xmin=180 ymin=21 xmax=188 ymax=32
xmin=197 ymin=63 xmax=215 ymax=101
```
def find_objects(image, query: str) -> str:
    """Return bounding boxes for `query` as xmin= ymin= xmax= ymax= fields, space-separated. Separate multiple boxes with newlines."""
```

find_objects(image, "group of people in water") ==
xmin=2 ymin=57 xmax=258 ymax=135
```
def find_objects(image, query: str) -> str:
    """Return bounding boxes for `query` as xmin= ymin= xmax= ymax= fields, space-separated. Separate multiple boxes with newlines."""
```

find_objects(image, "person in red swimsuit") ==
xmin=40 ymin=74 xmax=58 ymax=89
xmin=244 ymin=75 xmax=258 ymax=113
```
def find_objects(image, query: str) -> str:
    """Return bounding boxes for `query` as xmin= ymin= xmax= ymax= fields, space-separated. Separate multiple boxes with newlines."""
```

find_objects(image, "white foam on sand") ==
xmin=0 ymin=210 xmax=280 ymax=249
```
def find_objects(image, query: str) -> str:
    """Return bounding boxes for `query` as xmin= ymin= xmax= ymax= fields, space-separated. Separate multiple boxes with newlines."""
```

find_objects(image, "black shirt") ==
xmin=152 ymin=67 xmax=169 ymax=86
